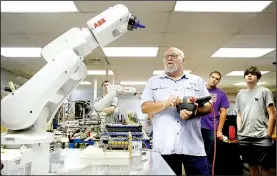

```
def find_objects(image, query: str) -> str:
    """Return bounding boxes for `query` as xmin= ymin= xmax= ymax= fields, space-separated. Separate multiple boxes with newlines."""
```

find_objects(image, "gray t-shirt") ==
xmin=94 ymin=96 xmax=118 ymax=124
xmin=234 ymin=86 xmax=275 ymax=139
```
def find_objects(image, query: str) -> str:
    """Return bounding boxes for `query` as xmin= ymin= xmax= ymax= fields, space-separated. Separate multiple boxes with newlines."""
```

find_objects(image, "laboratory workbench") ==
xmin=49 ymin=148 xmax=175 ymax=175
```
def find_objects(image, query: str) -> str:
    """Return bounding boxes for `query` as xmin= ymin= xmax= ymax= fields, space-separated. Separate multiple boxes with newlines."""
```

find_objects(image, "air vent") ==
xmin=84 ymin=58 xmax=103 ymax=65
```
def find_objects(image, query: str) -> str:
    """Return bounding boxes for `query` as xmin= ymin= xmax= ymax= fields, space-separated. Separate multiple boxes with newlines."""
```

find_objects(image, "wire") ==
xmin=132 ymin=136 xmax=150 ymax=149
xmin=90 ymin=106 xmax=112 ymax=141
xmin=71 ymin=126 xmax=86 ymax=138
xmin=211 ymin=102 xmax=216 ymax=176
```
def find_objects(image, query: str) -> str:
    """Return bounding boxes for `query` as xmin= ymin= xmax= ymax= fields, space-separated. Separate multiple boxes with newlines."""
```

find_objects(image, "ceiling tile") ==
xmin=81 ymin=12 xmax=100 ymax=23
xmin=106 ymin=32 xmax=164 ymax=47
xmin=221 ymin=34 xmax=276 ymax=48
xmin=1 ymin=34 xmax=36 ymax=47
xmin=1 ymin=21 xmax=19 ymax=34
xmin=1 ymin=57 xmax=25 ymax=70
xmin=239 ymin=13 xmax=276 ymax=34
xmin=85 ymin=64 xmax=109 ymax=70
xmin=153 ymin=56 xmax=204 ymax=72
xmin=160 ymin=33 xmax=234 ymax=57
xmin=110 ymin=64 xmax=154 ymax=78
xmin=263 ymin=1 xmax=276 ymax=13
xmin=74 ymin=1 xmax=175 ymax=13
xmin=24 ymin=34 xmax=61 ymax=47
xmin=5 ymin=57 xmax=46 ymax=70
xmin=167 ymin=12 xmax=257 ymax=34
xmin=132 ymin=12 xmax=169 ymax=33
xmin=108 ymin=57 xmax=156 ymax=66
xmin=261 ymin=50 xmax=276 ymax=58
xmin=83 ymin=57 xmax=106 ymax=67
xmin=248 ymin=57 xmax=277 ymax=70
xmin=192 ymin=57 xmax=257 ymax=77
xmin=3 ymin=13 xmax=84 ymax=34
xmin=1 ymin=1 xmax=276 ymax=95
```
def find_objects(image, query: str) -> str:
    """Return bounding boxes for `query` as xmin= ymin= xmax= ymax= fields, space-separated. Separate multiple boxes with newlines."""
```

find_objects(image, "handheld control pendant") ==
xmin=176 ymin=95 xmax=211 ymax=113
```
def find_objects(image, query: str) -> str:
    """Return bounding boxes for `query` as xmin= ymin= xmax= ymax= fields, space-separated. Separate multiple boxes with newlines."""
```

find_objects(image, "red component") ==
xmin=229 ymin=126 xmax=236 ymax=141
xmin=88 ymin=132 xmax=91 ymax=137
xmin=189 ymin=97 xmax=196 ymax=103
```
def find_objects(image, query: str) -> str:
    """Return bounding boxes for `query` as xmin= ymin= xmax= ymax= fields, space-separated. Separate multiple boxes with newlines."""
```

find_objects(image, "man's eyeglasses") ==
xmin=163 ymin=53 xmax=179 ymax=60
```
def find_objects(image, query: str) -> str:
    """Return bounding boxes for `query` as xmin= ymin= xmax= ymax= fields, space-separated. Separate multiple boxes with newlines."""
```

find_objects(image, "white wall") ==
xmin=69 ymin=86 xmax=94 ymax=102
xmin=226 ymin=93 xmax=238 ymax=103
xmin=117 ymin=97 xmax=147 ymax=120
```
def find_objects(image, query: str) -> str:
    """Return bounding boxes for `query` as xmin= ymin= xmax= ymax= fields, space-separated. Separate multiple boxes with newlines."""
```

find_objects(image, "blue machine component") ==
xmin=68 ymin=138 xmax=94 ymax=148
xmin=101 ymin=132 xmax=143 ymax=137
xmin=52 ymin=113 xmax=59 ymax=129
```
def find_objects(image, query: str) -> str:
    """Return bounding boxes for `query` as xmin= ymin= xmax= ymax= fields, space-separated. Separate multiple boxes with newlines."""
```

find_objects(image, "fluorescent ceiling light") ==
xmin=1 ymin=1 xmax=78 ymax=13
xmin=174 ymin=1 xmax=272 ymax=12
xmin=103 ymin=47 xmax=159 ymax=57
xmin=87 ymin=70 xmax=114 ymax=75
xmin=234 ymin=82 xmax=266 ymax=86
xmin=80 ymin=81 xmax=92 ymax=85
xmin=211 ymin=48 xmax=275 ymax=58
xmin=1 ymin=47 xmax=42 ymax=57
xmin=120 ymin=81 xmax=147 ymax=85
xmin=153 ymin=70 xmax=191 ymax=75
xmin=226 ymin=71 xmax=270 ymax=76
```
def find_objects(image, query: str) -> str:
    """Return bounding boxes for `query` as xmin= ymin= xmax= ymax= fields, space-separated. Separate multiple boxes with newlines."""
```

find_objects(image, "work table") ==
xmin=49 ymin=148 xmax=175 ymax=175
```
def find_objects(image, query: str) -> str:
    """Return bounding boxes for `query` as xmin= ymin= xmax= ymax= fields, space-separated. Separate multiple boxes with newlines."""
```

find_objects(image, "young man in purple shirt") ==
xmin=200 ymin=71 xmax=230 ymax=174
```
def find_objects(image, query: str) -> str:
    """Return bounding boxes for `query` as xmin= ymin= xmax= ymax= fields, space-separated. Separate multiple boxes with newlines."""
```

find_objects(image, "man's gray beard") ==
xmin=165 ymin=67 xmax=177 ymax=74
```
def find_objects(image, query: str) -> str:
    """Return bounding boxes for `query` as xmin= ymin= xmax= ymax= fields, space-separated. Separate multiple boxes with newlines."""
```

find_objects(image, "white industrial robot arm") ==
xmin=93 ymin=85 xmax=137 ymax=111
xmin=1 ymin=4 xmax=145 ymax=131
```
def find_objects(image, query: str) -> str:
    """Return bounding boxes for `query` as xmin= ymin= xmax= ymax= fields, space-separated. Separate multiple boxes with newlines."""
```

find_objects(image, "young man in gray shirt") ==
xmin=234 ymin=66 xmax=276 ymax=176
xmin=94 ymin=80 xmax=118 ymax=124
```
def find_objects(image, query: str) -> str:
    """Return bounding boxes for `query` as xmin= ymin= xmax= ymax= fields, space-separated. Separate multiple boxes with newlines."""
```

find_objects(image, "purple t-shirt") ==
xmin=200 ymin=87 xmax=229 ymax=130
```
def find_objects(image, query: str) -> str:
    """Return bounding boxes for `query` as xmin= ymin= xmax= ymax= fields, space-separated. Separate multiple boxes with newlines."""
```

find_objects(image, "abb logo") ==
xmin=94 ymin=18 xmax=106 ymax=28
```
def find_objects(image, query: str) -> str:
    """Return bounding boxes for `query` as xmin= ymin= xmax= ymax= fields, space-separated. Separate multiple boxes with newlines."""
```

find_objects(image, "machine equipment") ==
xmin=1 ymin=4 xmax=145 ymax=175
xmin=99 ymin=123 xmax=150 ymax=153
xmin=52 ymin=86 xmax=139 ymax=149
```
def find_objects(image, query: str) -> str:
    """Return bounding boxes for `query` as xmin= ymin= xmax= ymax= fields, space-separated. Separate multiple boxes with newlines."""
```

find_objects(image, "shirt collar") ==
xmin=158 ymin=71 xmax=189 ymax=80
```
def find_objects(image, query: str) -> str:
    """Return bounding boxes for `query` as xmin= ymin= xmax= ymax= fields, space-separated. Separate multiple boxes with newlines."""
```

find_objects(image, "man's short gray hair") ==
xmin=168 ymin=47 xmax=185 ymax=58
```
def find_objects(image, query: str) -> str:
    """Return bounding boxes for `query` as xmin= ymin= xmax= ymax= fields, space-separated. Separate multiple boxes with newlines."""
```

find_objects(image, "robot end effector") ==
xmin=1 ymin=4 xmax=145 ymax=131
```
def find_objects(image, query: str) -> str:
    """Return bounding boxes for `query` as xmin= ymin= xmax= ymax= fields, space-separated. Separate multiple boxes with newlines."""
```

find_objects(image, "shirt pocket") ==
xmin=183 ymin=82 xmax=200 ymax=96
xmin=152 ymin=86 xmax=169 ymax=102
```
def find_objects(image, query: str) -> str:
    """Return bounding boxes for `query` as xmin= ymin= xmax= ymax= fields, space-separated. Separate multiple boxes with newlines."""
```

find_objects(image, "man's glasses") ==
xmin=163 ymin=53 xmax=179 ymax=60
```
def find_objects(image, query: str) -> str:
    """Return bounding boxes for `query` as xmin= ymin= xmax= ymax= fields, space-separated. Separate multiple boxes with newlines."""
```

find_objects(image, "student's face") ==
xmin=103 ymin=82 xmax=110 ymax=92
xmin=245 ymin=73 xmax=258 ymax=83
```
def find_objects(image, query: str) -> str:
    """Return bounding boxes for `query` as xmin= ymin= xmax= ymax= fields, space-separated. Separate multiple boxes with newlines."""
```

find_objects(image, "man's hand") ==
xmin=217 ymin=130 xmax=223 ymax=140
xmin=166 ymin=95 xmax=183 ymax=108
xmin=180 ymin=102 xmax=198 ymax=120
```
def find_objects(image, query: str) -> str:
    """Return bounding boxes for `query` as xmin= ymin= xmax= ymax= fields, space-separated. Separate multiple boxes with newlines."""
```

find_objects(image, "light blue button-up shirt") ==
xmin=141 ymin=72 xmax=210 ymax=156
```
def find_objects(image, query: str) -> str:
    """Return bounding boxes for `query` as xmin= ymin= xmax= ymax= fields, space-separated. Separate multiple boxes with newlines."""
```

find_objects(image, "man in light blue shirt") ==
xmin=141 ymin=47 xmax=212 ymax=175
